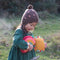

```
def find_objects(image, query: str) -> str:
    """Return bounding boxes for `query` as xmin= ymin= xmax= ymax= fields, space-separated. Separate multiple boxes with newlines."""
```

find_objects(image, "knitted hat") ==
xmin=21 ymin=4 xmax=39 ymax=25
xmin=21 ymin=4 xmax=39 ymax=33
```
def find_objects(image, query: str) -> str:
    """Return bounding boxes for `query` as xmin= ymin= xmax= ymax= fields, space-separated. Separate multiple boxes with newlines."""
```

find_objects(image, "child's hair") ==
xmin=17 ymin=4 xmax=39 ymax=33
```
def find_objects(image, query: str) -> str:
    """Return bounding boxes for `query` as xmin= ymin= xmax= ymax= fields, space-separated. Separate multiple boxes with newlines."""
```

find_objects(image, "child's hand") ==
xmin=27 ymin=43 xmax=33 ymax=51
xmin=29 ymin=44 xmax=33 ymax=51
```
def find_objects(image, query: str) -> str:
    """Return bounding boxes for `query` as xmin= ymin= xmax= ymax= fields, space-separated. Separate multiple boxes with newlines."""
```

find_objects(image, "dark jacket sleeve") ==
xmin=13 ymin=29 xmax=28 ymax=50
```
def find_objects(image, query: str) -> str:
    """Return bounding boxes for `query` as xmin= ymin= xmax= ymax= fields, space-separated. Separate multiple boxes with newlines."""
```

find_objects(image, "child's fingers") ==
xmin=28 ymin=44 xmax=33 ymax=51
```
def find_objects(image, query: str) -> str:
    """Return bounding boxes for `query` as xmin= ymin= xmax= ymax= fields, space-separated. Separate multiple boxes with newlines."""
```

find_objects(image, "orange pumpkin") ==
xmin=34 ymin=37 xmax=45 ymax=51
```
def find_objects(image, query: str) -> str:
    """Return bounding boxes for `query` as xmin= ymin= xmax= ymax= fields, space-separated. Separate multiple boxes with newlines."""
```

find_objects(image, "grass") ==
xmin=0 ymin=15 xmax=60 ymax=60
xmin=34 ymin=17 xmax=60 ymax=36
xmin=33 ymin=16 xmax=60 ymax=60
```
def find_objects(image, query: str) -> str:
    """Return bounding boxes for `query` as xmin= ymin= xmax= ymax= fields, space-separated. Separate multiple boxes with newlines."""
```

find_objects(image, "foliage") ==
xmin=33 ymin=0 xmax=57 ymax=13
xmin=0 ymin=0 xmax=59 ymax=18
xmin=38 ymin=11 xmax=57 ymax=19
xmin=0 ymin=0 xmax=27 ymax=17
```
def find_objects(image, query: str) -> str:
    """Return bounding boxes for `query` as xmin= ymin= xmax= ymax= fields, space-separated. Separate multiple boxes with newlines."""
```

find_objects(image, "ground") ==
xmin=0 ymin=16 xmax=60 ymax=60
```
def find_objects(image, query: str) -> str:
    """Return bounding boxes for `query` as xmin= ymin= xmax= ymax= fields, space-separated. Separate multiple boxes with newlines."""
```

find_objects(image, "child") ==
xmin=8 ymin=4 xmax=39 ymax=60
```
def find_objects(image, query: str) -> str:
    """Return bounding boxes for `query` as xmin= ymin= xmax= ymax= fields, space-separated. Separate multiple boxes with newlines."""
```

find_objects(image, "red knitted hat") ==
xmin=21 ymin=4 xmax=39 ymax=25
xmin=21 ymin=4 xmax=39 ymax=33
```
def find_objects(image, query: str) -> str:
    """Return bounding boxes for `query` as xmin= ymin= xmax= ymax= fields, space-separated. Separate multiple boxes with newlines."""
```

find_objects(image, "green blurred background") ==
xmin=0 ymin=0 xmax=60 ymax=60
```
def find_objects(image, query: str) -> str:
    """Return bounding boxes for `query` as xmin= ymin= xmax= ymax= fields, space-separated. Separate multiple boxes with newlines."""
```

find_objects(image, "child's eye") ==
xmin=31 ymin=25 xmax=33 ymax=26
xmin=30 ymin=23 xmax=34 ymax=27
xmin=31 ymin=24 xmax=34 ymax=27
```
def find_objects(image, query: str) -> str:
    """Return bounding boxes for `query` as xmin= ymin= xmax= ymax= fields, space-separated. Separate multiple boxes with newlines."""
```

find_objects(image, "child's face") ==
xmin=25 ymin=22 xmax=37 ymax=32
